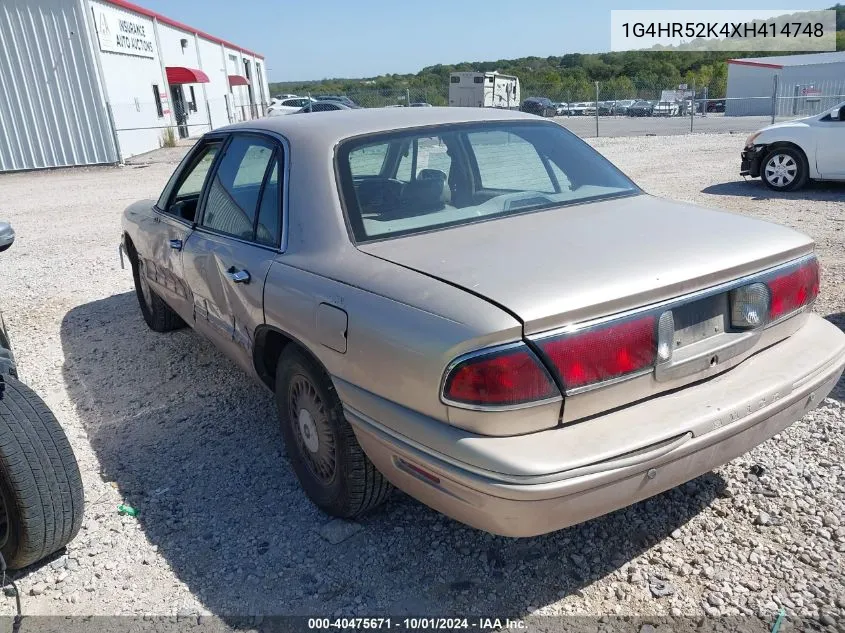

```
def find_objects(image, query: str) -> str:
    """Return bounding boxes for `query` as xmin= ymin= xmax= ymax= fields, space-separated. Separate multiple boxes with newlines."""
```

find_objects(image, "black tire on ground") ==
xmin=275 ymin=346 xmax=392 ymax=518
xmin=761 ymin=146 xmax=809 ymax=192
xmin=129 ymin=247 xmax=185 ymax=332
xmin=0 ymin=376 xmax=84 ymax=569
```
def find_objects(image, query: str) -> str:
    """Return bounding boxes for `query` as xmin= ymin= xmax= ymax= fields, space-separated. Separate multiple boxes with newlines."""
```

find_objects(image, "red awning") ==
xmin=228 ymin=74 xmax=250 ymax=87
xmin=165 ymin=67 xmax=210 ymax=84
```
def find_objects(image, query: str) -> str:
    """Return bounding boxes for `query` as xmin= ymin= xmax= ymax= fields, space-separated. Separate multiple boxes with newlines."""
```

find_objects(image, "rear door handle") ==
xmin=225 ymin=267 xmax=250 ymax=284
xmin=169 ymin=239 xmax=183 ymax=251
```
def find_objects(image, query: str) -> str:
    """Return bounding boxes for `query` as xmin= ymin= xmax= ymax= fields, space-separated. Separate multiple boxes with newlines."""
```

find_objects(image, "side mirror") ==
xmin=0 ymin=222 xmax=15 ymax=253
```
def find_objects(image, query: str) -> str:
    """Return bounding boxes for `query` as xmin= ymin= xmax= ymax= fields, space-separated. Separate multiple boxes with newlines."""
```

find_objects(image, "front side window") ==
xmin=158 ymin=140 xmax=222 ymax=221
xmin=202 ymin=136 xmax=275 ymax=240
xmin=338 ymin=122 xmax=639 ymax=242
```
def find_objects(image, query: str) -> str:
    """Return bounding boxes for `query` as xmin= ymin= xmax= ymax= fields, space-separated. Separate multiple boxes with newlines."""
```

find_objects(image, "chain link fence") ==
xmin=109 ymin=78 xmax=843 ymax=149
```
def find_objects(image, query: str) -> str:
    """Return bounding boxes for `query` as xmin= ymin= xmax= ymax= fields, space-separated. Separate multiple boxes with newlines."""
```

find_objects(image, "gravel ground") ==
xmin=0 ymin=132 xmax=842 ymax=629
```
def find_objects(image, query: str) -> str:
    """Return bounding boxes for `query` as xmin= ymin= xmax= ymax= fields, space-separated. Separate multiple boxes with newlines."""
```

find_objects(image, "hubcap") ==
xmin=298 ymin=408 xmax=319 ymax=453
xmin=764 ymin=154 xmax=797 ymax=187
xmin=289 ymin=375 xmax=336 ymax=484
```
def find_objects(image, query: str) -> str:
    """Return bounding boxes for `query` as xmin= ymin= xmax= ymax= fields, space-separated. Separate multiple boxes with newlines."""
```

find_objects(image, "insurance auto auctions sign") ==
xmin=92 ymin=4 xmax=155 ymax=59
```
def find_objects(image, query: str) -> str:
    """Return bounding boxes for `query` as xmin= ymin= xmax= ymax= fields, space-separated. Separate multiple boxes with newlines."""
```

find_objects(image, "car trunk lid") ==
xmin=358 ymin=194 xmax=814 ymax=336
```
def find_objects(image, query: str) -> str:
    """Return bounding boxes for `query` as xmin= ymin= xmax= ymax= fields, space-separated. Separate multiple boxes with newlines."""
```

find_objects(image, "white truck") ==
xmin=449 ymin=72 xmax=520 ymax=109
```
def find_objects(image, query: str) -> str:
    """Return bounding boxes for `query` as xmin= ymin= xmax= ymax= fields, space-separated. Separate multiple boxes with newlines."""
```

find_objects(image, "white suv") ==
xmin=741 ymin=101 xmax=845 ymax=191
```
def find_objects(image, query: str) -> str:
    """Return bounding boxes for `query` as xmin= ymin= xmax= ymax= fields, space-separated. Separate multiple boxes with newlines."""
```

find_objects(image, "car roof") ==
xmin=218 ymin=106 xmax=540 ymax=147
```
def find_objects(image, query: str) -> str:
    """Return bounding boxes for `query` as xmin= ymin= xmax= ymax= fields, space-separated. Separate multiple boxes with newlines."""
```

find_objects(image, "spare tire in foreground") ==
xmin=0 ymin=375 xmax=84 ymax=569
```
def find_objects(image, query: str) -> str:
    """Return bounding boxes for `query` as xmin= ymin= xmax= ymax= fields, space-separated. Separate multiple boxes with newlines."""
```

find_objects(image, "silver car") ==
xmin=121 ymin=108 xmax=845 ymax=537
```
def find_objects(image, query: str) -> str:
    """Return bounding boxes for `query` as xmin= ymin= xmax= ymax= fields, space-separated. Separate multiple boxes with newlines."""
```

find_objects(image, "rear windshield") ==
xmin=336 ymin=121 xmax=639 ymax=242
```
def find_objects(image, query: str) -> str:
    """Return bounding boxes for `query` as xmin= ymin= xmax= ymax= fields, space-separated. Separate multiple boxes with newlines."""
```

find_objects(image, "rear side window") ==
xmin=255 ymin=160 xmax=281 ymax=247
xmin=202 ymin=136 xmax=275 ymax=240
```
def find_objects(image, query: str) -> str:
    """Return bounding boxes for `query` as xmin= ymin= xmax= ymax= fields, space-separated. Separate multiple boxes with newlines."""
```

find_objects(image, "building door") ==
xmin=170 ymin=84 xmax=189 ymax=139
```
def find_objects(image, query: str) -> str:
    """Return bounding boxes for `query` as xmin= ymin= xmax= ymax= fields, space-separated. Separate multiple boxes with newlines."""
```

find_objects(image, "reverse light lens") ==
xmin=730 ymin=282 xmax=770 ymax=329
xmin=537 ymin=315 xmax=657 ymax=390
xmin=443 ymin=345 xmax=559 ymax=407
xmin=767 ymin=258 xmax=819 ymax=321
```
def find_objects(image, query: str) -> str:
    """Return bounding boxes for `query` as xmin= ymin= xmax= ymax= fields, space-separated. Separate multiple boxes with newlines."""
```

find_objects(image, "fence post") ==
xmin=702 ymin=86 xmax=708 ymax=118
xmin=690 ymin=80 xmax=695 ymax=133
xmin=594 ymin=81 xmax=600 ymax=137
xmin=406 ymin=88 xmax=411 ymax=107
xmin=771 ymin=75 xmax=778 ymax=124
xmin=307 ymin=92 xmax=312 ymax=112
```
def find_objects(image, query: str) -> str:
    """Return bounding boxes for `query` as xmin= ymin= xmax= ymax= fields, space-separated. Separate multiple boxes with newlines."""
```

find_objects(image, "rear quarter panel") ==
xmin=263 ymin=252 xmax=562 ymax=436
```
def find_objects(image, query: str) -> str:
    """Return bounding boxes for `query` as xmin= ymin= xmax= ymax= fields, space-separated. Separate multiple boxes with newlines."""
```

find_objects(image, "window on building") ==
xmin=152 ymin=84 xmax=164 ymax=118
xmin=188 ymin=86 xmax=197 ymax=112
xmin=487 ymin=76 xmax=494 ymax=83
xmin=202 ymin=136 xmax=275 ymax=240
xmin=473 ymin=76 xmax=484 ymax=84
xmin=450 ymin=76 xmax=460 ymax=84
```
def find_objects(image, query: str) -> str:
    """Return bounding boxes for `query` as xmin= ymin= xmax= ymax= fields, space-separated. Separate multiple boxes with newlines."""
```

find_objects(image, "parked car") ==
xmin=267 ymin=97 xmax=316 ymax=116
xmin=613 ymin=100 xmax=636 ymax=115
xmin=272 ymin=94 xmax=299 ymax=101
xmin=597 ymin=101 xmax=613 ymax=116
xmin=293 ymin=101 xmax=355 ymax=114
xmin=520 ymin=97 xmax=556 ymax=117
xmin=0 ymin=222 xmax=84 ymax=568
xmin=653 ymin=101 xmax=679 ymax=116
xmin=741 ymin=100 xmax=845 ymax=191
xmin=410 ymin=102 xmax=433 ymax=107
xmin=120 ymin=108 xmax=845 ymax=538
xmin=555 ymin=102 xmax=570 ymax=116
xmin=706 ymin=99 xmax=726 ymax=113
xmin=568 ymin=102 xmax=587 ymax=116
xmin=315 ymin=95 xmax=359 ymax=108
xmin=627 ymin=100 xmax=654 ymax=117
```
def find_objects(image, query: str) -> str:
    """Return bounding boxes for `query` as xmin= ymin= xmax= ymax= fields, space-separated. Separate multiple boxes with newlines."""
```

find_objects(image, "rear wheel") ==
xmin=275 ymin=347 xmax=392 ymax=518
xmin=761 ymin=147 xmax=808 ymax=192
xmin=129 ymin=247 xmax=185 ymax=332
xmin=0 ymin=376 xmax=84 ymax=569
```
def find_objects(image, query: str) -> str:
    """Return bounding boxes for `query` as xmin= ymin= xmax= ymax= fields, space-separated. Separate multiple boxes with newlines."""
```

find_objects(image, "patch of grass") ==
xmin=161 ymin=127 xmax=177 ymax=148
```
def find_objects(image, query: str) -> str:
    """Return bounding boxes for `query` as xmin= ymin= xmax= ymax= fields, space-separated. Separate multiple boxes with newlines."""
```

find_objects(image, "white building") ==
xmin=449 ymin=72 xmax=520 ymax=109
xmin=0 ymin=0 xmax=270 ymax=172
xmin=725 ymin=52 xmax=845 ymax=117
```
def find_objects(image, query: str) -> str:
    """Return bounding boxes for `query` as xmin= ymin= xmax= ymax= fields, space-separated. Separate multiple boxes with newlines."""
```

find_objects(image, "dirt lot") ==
xmin=0 ymin=133 xmax=842 ymax=628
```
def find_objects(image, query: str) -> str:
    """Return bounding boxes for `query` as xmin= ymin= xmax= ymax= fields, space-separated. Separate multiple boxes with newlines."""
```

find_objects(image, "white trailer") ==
xmin=449 ymin=72 xmax=520 ymax=108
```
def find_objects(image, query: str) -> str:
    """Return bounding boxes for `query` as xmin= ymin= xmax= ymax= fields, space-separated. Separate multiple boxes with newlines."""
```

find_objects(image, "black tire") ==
xmin=129 ymin=248 xmax=185 ymax=332
xmin=275 ymin=346 xmax=392 ymax=518
xmin=0 ymin=376 xmax=84 ymax=569
xmin=760 ymin=146 xmax=809 ymax=192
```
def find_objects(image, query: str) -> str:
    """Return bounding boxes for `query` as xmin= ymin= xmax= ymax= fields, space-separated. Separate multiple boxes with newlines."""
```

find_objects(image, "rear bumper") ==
xmin=346 ymin=315 xmax=845 ymax=537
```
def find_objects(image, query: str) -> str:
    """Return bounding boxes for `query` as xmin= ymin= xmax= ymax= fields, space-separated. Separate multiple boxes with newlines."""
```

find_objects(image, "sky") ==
xmin=137 ymin=0 xmax=830 ymax=81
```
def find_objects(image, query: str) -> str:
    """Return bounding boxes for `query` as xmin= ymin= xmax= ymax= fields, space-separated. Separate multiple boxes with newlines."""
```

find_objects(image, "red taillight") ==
xmin=768 ymin=258 xmax=819 ymax=321
xmin=443 ymin=345 xmax=559 ymax=407
xmin=537 ymin=315 xmax=656 ymax=390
